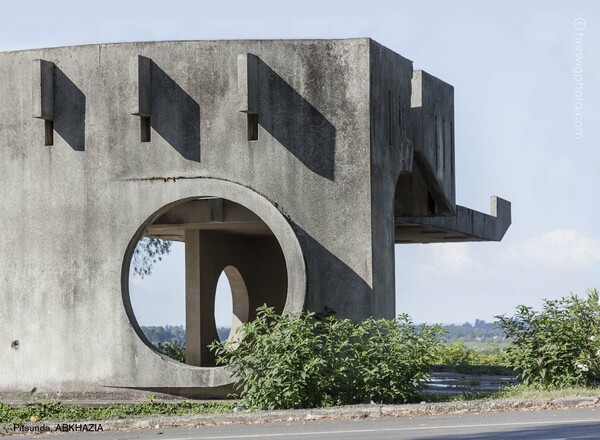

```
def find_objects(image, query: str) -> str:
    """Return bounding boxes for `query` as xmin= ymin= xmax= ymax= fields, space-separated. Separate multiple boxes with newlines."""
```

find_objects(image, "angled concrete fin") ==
xmin=130 ymin=55 xmax=152 ymax=117
xmin=237 ymin=53 xmax=258 ymax=114
xmin=32 ymin=59 xmax=55 ymax=120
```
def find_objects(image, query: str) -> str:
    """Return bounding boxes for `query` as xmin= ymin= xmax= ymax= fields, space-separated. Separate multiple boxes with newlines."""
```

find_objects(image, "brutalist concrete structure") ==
xmin=0 ymin=39 xmax=510 ymax=398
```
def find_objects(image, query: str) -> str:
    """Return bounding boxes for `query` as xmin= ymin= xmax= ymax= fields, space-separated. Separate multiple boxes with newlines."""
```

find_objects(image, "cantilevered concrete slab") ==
xmin=0 ymin=39 xmax=510 ymax=399
xmin=396 ymin=196 xmax=511 ymax=243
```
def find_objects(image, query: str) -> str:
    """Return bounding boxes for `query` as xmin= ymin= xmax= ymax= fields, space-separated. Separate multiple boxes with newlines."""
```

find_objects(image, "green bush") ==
xmin=437 ymin=340 xmax=508 ymax=366
xmin=437 ymin=340 xmax=472 ymax=365
xmin=496 ymin=289 xmax=600 ymax=388
xmin=435 ymin=340 xmax=511 ymax=375
xmin=210 ymin=306 xmax=443 ymax=409
xmin=156 ymin=341 xmax=186 ymax=363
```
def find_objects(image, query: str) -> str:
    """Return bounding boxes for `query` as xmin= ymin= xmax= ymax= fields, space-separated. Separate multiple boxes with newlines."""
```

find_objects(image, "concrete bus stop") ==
xmin=0 ymin=39 xmax=510 ymax=398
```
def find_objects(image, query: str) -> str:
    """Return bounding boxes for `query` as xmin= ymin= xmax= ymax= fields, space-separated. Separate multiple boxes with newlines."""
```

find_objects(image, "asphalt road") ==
xmin=14 ymin=407 xmax=600 ymax=439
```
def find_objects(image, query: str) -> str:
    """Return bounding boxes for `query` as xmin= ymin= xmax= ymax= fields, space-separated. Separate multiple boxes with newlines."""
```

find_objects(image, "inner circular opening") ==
xmin=215 ymin=271 xmax=234 ymax=341
xmin=127 ymin=196 xmax=287 ymax=367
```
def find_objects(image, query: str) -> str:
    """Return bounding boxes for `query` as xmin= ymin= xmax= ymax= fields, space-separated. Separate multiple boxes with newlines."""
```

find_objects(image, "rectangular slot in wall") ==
xmin=442 ymin=118 xmax=446 ymax=174
xmin=398 ymin=94 xmax=402 ymax=149
xmin=388 ymin=90 xmax=392 ymax=146
xmin=435 ymin=115 xmax=439 ymax=167
xmin=450 ymin=121 xmax=454 ymax=177
xmin=398 ymin=95 xmax=402 ymax=126
xmin=141 ymin=116 xmax=151 ymax=142
xmin=44 ymin=120 xmax=54 ymax=146
xmin=247 ymin=113 xmax=258 ymax=141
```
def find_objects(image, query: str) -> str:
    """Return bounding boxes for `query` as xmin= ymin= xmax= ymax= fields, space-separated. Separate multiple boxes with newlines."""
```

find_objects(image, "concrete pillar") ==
xmin=184 ymin=230 xmax=217 ymax=367
xmin=184 ymin=229 xmax=287 ymax=366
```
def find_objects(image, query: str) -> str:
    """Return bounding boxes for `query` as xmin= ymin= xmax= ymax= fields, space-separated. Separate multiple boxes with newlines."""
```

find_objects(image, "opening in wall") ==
xmin=247 ymin=113 xmax=258 ymax=141
xmin=126 ymin=197 xmax=288 ymax=367
xmin=141 ymin=116 xmax=151 ymax=142
xmin=44 ymin=120 xmax=53 ymax=146
xmin=388 ymin=90 xmax=392 ymax=146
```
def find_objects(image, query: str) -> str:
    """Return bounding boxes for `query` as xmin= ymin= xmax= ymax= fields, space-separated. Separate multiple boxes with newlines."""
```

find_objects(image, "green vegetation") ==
xmin=0 ymin=400 xmax=234 ymax=425
xmin=436 ymin=340 xmax=512 ymax=375
xmin=142 ymin=319 xmax=508 ymax=366
xmin=6 ymin=290 xmax=600 ymax=423
xmin=423 ymin=384 xmax=600 ymax=403
xmin=141 ymin=326 xmax=229 ymax=347
xmin=145 ymin=320 xmax=506 ymax=348
xmin=156 ymin=341 xmax=186 ymax=363
xmin=141 ymin=326 xmax=229 ymax=363
xmin=497 ymin=384 xmax=600 ymax=399
xmin=210 ymin=306 xmax=443 ymax=409
xmin=496 ymin=289 xmax=600 ymax=388
xmin=421 ymin=391 xmax=496 ymax=402
xmin=141 ymin=325 xmax=186 ymax=345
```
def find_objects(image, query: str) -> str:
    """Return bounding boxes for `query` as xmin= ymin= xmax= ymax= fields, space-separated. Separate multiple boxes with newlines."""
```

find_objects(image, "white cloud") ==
xmin=396 ymin=230 xmax=600 ymax=323
xmin=509 ymin=229 xmax=600 ymax=267
xmin=433 ymin=243 xmax=478 ymax=271
xmin=409 ymin=243 xmax=480 ymax=278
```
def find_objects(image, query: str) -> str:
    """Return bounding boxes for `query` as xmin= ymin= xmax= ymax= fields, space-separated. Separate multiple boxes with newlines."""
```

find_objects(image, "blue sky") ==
xmin=4 ymin=0 xmax=598 ymax=325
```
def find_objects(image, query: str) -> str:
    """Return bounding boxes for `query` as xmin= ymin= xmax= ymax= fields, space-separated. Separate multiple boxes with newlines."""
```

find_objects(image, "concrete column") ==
xmin=184 ymin=229 xmax=287 ymax=366
xmin=184 ymin=230 xmax=217 ymax=367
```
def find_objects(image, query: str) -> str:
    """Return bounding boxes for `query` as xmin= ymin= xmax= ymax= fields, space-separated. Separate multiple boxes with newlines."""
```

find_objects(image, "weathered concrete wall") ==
xmin=0 ymin=39 xmax=375 ymax=396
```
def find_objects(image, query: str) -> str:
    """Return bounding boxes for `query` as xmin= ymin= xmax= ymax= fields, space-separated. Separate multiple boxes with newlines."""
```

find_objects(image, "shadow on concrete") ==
xmin=291 ymin=222 xmax=371 ymax=319
xmin=151 ymin=63 xmax=201 ymax=162
xmin=411 ymin=421 xmax=600 ymax=439
xmin=257 ymin=59 xmax=336 ymax=180
xmin=54 ymin=68 xmax=86 ymax=151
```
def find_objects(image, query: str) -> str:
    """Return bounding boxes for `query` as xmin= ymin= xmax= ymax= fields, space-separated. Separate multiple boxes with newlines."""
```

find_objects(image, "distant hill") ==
xmin=141 ymin=325 xmax=229 ymax=344
xmin=141 ymin=320 xmax=506 ymax=347
xmin=442 ymin=320 xmax=506 ymax=344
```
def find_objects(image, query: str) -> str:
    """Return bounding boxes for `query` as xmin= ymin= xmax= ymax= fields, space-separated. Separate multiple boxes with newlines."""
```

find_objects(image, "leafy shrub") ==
xmin=435 ymin=340 xmax=511 ymax=375
xmin=467 ymin=342 xmax=509 ymax=367
xmin=156 ymin=341 xmax=186 ymax=363
xmin=437 ymin=340 xmax=472 ymax=366
xmin=210 ymin=306 xmax=443 ymax=409
xmin=496 ymin=289 xmax=600 ymax=388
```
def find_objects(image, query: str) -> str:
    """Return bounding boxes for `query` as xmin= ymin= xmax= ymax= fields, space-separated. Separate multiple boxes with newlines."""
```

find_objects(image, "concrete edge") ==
xmin=3 ymin=397 xmax=599 ymax=434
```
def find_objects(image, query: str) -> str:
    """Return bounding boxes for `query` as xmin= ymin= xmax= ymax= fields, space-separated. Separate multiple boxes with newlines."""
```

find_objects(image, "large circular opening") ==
xmin=127 ymin=196 xmax=288 ymax=367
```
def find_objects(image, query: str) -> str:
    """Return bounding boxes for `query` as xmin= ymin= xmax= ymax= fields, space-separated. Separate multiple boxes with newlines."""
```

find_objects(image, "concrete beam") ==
xmin=32 ymin=59 xmax=55 ymax=120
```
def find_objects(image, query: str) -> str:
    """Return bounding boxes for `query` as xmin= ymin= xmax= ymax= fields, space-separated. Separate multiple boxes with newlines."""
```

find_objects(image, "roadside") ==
xmin=1 ymin=392 xmax=599 ymax=436
xmin=2 ymin=370 xmax=600 ymax=436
